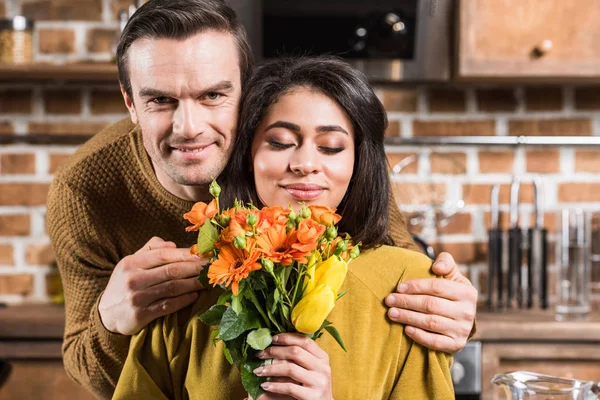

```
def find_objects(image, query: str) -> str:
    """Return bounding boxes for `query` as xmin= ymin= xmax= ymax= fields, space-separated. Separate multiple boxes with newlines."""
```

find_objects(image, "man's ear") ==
xmin=120 ymin=83 xmax=138 ymax=125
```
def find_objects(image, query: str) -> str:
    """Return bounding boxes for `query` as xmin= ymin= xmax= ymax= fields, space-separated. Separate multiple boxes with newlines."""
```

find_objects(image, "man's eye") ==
xmin=268 ymin=141 xmax=294 ymax=150
xmin=206 ymin=92 xmax=222 ymax=101
xmin=152 ymin=97 xmax=172 ymax=104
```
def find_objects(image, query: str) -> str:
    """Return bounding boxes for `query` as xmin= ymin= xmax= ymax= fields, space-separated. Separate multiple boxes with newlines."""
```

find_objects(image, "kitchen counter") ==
xmin=473 ymin=309 xmax=600 ymax=342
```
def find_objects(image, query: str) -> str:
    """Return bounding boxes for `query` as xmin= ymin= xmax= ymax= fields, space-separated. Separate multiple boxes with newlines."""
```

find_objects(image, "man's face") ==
xmin=122 ymin=30 xmax=241 ymax=201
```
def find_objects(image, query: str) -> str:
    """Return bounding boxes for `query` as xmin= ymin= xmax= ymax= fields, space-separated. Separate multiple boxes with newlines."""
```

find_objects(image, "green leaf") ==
xmin=274 ymin=288 xmax=281 ymax=308
xmin=232 ymin=294 xmax=243 ymax=315
xmin=223 ymin=347 xmax=233 ymax=364
xmin=211 ymin=328 xmax=220 ymax=345
xmin=241 ymin=358 xmax=268 ymax=400
xmin=225 ymin=335 xmax=245 ymax=364
xmin=325 ymin=325 xmax=347 ymax=352
xmin=198 ymin=304 xmax=227 ymax=326
xmin=246 ymin=328 xmax=272 ymax=350
xmin=197 ymin=267 xmax=210 ymax=289
xmin=217 ymin=291 xmax=232 ymax=306
xmin=197 ymin=221 xmax=219 ymax=254
xmin=266 ymin=307 xmax=283 ymax=332
xmin=219 ymin=306 xmax=261 ymax=341
xmin=337 ymin=288 xmax=349 ymax=301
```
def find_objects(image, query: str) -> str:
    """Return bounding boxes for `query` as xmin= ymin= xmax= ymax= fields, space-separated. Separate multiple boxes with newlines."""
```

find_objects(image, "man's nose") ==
xmin=172 ymin=101 xmax=208 ymax=138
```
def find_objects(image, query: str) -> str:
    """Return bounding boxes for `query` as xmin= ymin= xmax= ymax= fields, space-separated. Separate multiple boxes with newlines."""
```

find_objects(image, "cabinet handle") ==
xmin=532 ymin=40 xmax=553 ymax=58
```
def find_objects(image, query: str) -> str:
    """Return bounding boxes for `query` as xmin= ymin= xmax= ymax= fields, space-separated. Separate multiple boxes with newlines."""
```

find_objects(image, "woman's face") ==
xmin=251 ymin=87 xmax=355 ymax=211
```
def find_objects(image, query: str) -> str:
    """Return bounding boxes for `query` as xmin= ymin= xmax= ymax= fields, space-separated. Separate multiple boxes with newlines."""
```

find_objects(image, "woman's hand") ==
xmin=254 ymin=333 xmax=333 ymax=400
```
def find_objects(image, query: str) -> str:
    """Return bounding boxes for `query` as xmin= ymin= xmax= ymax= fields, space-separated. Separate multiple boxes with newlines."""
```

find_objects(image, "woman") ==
xmin=113 ymin=56 xmax=454 ymax=399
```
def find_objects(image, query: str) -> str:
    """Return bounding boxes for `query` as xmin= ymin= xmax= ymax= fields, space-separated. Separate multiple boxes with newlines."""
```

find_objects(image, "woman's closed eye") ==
xmin=268 ymin=140 xmax=295 ymax=150
xmin=319 ymin=146 xmax=344 ymax=154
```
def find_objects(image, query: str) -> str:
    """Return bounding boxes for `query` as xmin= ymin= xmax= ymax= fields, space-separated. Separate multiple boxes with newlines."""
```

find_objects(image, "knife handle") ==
xmin=540 ymin=228 xmax=548 ymax=309
xmin=508 ymin=228 xmax=522 ymax=309
xmin=487 ymin=229 xmax=502 ymax=311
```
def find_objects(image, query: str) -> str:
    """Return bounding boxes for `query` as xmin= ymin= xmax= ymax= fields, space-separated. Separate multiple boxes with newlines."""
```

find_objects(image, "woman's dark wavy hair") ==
xmin=220 ymin=56 xmax=392 ymax=248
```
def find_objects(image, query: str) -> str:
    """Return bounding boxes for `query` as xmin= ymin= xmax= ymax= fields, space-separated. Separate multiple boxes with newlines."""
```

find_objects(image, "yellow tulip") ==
xmin=302 ymin=252 xmax=320 ymax=294
xmin=292 ymin=284 xmax=336 ymax=334
xmin=314 ymin=255 xmax=348 ymax=293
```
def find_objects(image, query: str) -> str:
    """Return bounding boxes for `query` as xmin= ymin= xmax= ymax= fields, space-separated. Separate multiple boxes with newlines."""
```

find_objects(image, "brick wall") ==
xmin=1 ymin=0 xmax=600 ymax=307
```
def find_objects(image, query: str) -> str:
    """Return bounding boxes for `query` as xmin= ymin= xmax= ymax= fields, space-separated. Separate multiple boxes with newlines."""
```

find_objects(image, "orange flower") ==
xmin=294 ymin=218 xmax=325 ymax=253
xmin=184 ymin=199 xmax=218 ymax=232
xmin=261 ymin=206 xmax=291 ymax=226
xmin=255 ymin=224 xmax=299 ymax=266
xmin=207 ymin=241 xmax=261 ymax=296
xmin=309 ymin=205 xmax=341 ymax=226
xmin=218 ymin=219 xmax=248 ymax=246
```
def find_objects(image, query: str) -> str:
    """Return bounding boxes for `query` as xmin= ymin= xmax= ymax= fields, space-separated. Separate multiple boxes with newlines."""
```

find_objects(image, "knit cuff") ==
xmin=90 ymin=293 xmax=130 ymax=352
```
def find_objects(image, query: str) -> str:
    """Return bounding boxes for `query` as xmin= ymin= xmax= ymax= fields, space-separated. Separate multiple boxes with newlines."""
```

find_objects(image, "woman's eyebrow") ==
xmin=264 ymin=121 xmax=301 ymax=132
xmin=316 ymin=125 xmax=349 ymax=135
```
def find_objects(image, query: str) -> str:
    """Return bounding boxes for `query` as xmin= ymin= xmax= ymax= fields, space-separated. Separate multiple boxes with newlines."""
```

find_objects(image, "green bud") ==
xmin=335 ymin=239 xmax=348 ymax=253
xmin=246 ymin=213 xmax=258 ymax=227
xmin=299 ymin=204 xmax=311 ymax=219
xmin=209 ymin=180 xmax=221 ymax=198
xmin=233 ymin=236 xmax=246 ymax=249
xmin=326 ymin=225 xmax=338 ymax=240
xmin=219 ymin=214 xmax=231 ymax=227
xmin=288 ymin=208 xmax=297 ymax=221
xmin=261 ymin=258 xmax=274 ymax=274
xmin=349 ymin=246 xmax=361 ymax=259
xmin=287 ymin=220 xmax=296 ymax=232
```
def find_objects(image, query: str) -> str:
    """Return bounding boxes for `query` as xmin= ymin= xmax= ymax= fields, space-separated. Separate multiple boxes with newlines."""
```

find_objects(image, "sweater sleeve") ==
xmin=47 ymin=180 xmax=130 ymax=399
xmin=387 ymin=186 xmax=417 ymax=251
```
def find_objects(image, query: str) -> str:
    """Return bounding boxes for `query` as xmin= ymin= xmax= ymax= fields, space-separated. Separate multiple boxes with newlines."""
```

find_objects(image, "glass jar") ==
xmin=0 ymin=16 xmax=34 ymax=64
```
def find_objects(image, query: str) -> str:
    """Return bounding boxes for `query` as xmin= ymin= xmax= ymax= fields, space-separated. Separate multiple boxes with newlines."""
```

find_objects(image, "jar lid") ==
xmin=0 ymin=16 xmax=34 ymax=31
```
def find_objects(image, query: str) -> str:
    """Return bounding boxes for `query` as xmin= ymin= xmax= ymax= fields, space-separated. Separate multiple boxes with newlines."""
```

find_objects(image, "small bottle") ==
xmin=0 ymin=16 xmax=34 ymax=64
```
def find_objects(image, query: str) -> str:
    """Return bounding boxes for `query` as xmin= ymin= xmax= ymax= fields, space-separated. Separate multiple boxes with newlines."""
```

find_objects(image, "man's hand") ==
xmin=384 ymin=252 xmax=478 ymax=353
xmin=98 ymin=236 xmax=206 ymax=335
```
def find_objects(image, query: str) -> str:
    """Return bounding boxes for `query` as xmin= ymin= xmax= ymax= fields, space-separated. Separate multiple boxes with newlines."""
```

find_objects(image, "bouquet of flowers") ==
xmin=183 ymin=180 xmax=360 ymax=398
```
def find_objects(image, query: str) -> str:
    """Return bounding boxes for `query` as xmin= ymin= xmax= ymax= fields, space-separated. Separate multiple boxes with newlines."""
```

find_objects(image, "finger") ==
xmin=256 ymin=392 xmax=295 ymax=400
xmin=143 ymin=291 xmax=199 ymax=321
xmin=257 ymin=345 xmax=317 ymax=372
xmin=395 ymin=278 xmax=477 ymax=302
xmin=142 ymin=260 xmax=206 ymax=287
xmin=125 ymin=247 xmax=200 ymax=271
xmin=255 ymin=362 xmax=317 ymax=387
xmin=261 ymin=381 xmax=313 ymax=400
xmin=133 ymin=277 xmax=203 ymax=307
xmin=431 ymin=252 xmax=472 ymax=285
xmin=404 ymin=325 xmax=465 ymax=354
xmin=387 ymin=307 xmax=456 ymax=337
xmin=271 ymin=333 xmax=329 ymax=360
xmin=385 ymin=293 xmax=457 ymax=319
xmin=135 ymin=237 xmax=176 ymax=254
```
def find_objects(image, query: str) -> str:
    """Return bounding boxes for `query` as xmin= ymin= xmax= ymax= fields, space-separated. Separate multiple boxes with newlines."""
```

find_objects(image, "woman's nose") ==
xmin=289 ymin=145 xmax=321 ymax=175
xmin=172 ymin=101 xmax=208 ymax=138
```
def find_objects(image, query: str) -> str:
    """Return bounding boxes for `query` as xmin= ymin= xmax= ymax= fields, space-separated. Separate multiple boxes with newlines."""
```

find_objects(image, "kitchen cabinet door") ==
xmin=481 ymin=342 xmax=600 ymax=399
xmin=456 ymin=0 xmax=600 ymax=81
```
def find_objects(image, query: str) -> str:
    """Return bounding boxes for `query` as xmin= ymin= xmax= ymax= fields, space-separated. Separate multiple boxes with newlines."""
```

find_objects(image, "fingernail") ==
xmin=398 ymin=283 xmax=408 ymax=293
xmin=253 ymin=367 xmax=264 ymax=375
xmin=261 ymin=383 xmax=271 ymax=390
xmin=271 ymin=335 xmax=278 ymax=343
xmin=385 ymin=295 xmax=396 ymax=307
xmin=406 ymin=326 xmax=416 ymax=335
xmin=389 ymin=308 xmax=400 ymax=318
xmin=433 ymin=261 xmax=445 ymax=269
xmin=256 ymin=351 xmax=265 ymax=358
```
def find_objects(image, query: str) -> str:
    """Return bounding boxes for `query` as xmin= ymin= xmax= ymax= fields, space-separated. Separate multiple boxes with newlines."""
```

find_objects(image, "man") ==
xmin=46 ymin=1 xmax=477 ymax=398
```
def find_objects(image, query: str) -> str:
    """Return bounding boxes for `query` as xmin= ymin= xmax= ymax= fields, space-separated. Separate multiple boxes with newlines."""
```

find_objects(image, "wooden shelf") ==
xmin=0 ymin=62 xmax=118 ymax=82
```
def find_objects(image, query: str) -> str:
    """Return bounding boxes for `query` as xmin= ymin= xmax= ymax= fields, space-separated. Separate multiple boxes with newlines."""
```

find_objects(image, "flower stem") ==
xmin=247 ymin=287 xmax=272 ymax=329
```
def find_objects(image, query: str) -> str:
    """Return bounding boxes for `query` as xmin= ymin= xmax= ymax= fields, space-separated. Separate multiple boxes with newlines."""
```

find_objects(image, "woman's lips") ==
xmin=283 ymin=184 xmax=325 ymax=200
